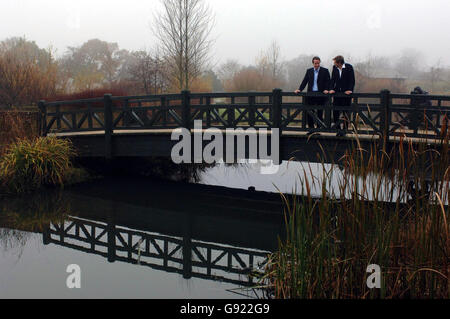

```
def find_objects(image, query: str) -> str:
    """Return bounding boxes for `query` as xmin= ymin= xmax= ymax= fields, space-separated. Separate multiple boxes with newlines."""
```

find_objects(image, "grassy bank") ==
xmin=0 ymin=110 xmax=90 ymax=194
xmin=261 ymin=134 xmax=449 ymax=299
xmin=0 ymin=136 xmax=89 ymax=194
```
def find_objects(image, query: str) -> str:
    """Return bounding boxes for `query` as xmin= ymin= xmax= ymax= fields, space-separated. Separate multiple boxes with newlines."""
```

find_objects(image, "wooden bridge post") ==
xmin=380 ymin=89 xmax=391 ymax=151
xmin=107 ymin=214 xmax=116 ymax=263
xmin=104 ymin=94 xmax=113 ymax=160
xmin=42 ymin=223 xmax=51 ymax=245
xmin=206 ymin=96 xmax=211 ymax=127
xmin=182 ymin=90 xmax=191 ymax=129
xmin=182 ymin=213 xmax=193 ymax=279
xmin=161 ymin=96 xmax=168 ymax=126
xmin=56 ymin=104 xmax=61 ymax=131
xmin=272 ymin=88 xmax=282 ymax=130
xmin=325 ymin=95 xmax=332 ymax=128
xmin=38 ymin=100 xmax=47 ymax=136
xmin=249 ymin=94 xmax=256 ymax=127
xmin=272 ymin=89 xmax=283 ymax=165
xmin=228 ymin=97 xmax=235 ymax=127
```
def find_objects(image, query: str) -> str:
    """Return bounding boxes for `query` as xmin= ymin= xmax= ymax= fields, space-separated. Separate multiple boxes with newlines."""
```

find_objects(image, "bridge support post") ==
xmin=104 ymin=94 xmax=113 ymax=160
xmin=107 ymin=213 xmax=116 ymax=263
xmin=182 ymin=213 xmax=193 ymax=279
xmin=228 ymin=98 xmax=235 ymax=127
xmin=248 ymin=94 xmax=256 ymax=127
xmin=325 ymin=94 xmax=332 ymax=128
xmin=272 ymin=89 xmax=282 ymax=129
xmin=42 ymin=223 xmax=51 ymax=245
xmin=182 ymin=90 xmax=191 ymax=130
xmin=380 ymin=89 xmax=391 ymax=153
xmin=272 ymin=89 xmax=283 ymax=165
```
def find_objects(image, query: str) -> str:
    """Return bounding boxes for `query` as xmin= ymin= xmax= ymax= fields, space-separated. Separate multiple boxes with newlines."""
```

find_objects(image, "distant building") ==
xmin=355 ymin=71 xmax=407 ymax=93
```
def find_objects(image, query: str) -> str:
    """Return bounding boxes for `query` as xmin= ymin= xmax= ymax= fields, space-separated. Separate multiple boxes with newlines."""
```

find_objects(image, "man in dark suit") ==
xmin=329 ymin=55 xmax=355 ymax=136
xmin=295 ymin=56 xmax=331 ymax=133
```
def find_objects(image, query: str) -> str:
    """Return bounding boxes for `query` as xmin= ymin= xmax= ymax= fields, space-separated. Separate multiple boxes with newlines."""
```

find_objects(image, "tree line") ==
xmin=1 ymin=36 xmax=449 ymax=108
xmin=0 ymin=0 xmax=449 ymax=107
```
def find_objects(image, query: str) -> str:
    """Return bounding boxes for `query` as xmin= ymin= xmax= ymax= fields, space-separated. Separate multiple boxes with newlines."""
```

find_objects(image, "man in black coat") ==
xmin=329 ymin=55 xmax=355 ymax=136
xmin=295 ymin=56 xmax=331 ymax=132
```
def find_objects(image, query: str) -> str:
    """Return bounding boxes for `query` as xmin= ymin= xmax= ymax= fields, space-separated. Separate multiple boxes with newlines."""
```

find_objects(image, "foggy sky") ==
xmin=1 ymin=0 xmax=449 ymax=68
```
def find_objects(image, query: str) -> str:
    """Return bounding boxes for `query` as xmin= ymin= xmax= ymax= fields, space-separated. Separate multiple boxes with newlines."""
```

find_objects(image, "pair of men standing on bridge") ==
xmin=294 ymin=55 xmax=355 ymax=137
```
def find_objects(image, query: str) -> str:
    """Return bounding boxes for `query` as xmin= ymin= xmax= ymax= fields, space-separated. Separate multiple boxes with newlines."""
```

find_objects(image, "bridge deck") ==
xmin=50 ymin=128 xmax=446 ymax=145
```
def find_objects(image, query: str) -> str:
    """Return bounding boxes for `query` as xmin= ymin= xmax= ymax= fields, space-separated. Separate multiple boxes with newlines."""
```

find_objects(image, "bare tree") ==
xmin=217 ymin=59 xmax=241 ymax=83
xmin=355 ymin=53 xmax=391 ymax=78
xmin=153 ymin=0 xmax=215 ymax=91
xmin=127 ymin=49 xmax=170 ymax=95
xmin=395 ymin=48 xmax=424 ymax=79
xmin=284 ymin=54 xmax=315 ymax=91
xmin=255 ymin=50 xmax=270 ymax=80
xmin=254 ymin=43 xmax=285 ymax=90
xmin=428 ymin=58 xmax=443 ymax=92
xmin=266 ymin=40 xmax=283 ymax=82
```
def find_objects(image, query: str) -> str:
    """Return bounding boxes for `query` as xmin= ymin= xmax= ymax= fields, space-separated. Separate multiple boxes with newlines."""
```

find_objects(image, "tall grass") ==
xmin=0 ymin=136 xmax=79 ymax=193
xmin=262 ymin=131 xmax=449 ymax=298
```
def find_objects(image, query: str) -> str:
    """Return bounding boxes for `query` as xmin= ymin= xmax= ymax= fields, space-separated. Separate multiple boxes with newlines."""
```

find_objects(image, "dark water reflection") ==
xmin=0 ymin=177 xmax=285 ymax=299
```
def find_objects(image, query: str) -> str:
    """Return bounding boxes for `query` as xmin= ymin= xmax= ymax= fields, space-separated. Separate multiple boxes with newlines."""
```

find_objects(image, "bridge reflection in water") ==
xmin=43 ymin=215 xmax=270 ymax=287
xmin=35 ymin=177 xmax=285 ymax=288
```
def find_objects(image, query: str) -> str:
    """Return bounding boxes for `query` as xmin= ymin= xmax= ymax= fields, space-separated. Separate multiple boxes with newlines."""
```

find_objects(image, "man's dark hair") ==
xmin=412 ymin=86 xmax=426 ymax=94
xmin=333 ymin=55 xmax=345 ymax=65
xmin=312 ymin=56 xmax=321 ymax=63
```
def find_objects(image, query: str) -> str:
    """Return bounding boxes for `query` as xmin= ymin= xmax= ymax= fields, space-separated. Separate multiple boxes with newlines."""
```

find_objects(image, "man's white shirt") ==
xmin=338 ymin=63 xmax=346 ymax=78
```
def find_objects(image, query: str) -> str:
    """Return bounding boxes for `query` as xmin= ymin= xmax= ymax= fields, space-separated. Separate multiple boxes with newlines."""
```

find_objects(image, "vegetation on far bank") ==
xmin=1 ymin=36 xmax=449 ymax=112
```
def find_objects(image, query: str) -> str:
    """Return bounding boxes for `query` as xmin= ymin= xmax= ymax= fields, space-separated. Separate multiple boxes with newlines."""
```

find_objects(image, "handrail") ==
xmin=44 ymin=97 xmax=104 ymax=106
xmin=38 ymin=90 xmax=450 ymax=146
xmin=40 ymin=91 xmax=450 ymax=106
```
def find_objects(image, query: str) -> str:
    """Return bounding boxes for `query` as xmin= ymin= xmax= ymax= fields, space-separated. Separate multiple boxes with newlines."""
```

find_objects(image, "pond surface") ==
xmin=196 ymin=160 xmax=430 ymax=203
xmin=0 ymin=173 xmax=285 ymax=299
xmin=197 ymin=160 xmax=329 ymax=196
xmin=0 ymin=158 xmax=429 ymax=298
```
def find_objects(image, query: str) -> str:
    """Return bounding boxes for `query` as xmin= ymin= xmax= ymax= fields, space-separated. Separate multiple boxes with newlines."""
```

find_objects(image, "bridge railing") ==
xmin=390 ymin=93 xmax=450 ymax=138
xmin=38 ymin=90 xmax=450 ymax=140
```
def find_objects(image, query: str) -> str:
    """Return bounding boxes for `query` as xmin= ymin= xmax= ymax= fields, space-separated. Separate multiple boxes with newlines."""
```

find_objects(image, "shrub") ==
xmin=0 ymin=136 xmax=76 ymax=193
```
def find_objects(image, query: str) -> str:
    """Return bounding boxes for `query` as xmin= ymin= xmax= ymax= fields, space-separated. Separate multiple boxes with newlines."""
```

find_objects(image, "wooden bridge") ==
xmin=38 ymin=89 xmax=450 ymax=163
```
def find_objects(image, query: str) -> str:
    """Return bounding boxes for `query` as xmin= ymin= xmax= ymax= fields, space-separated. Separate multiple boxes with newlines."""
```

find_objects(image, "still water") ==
xmin=0 ymin=158 xmax=421 ymax=298
xmin=0 ymin=164 xmax=288 ymax=299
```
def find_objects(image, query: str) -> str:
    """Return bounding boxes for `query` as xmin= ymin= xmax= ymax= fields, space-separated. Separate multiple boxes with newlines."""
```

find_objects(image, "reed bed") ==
xmin=262 ymin=131 xmax=449 ymax=299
